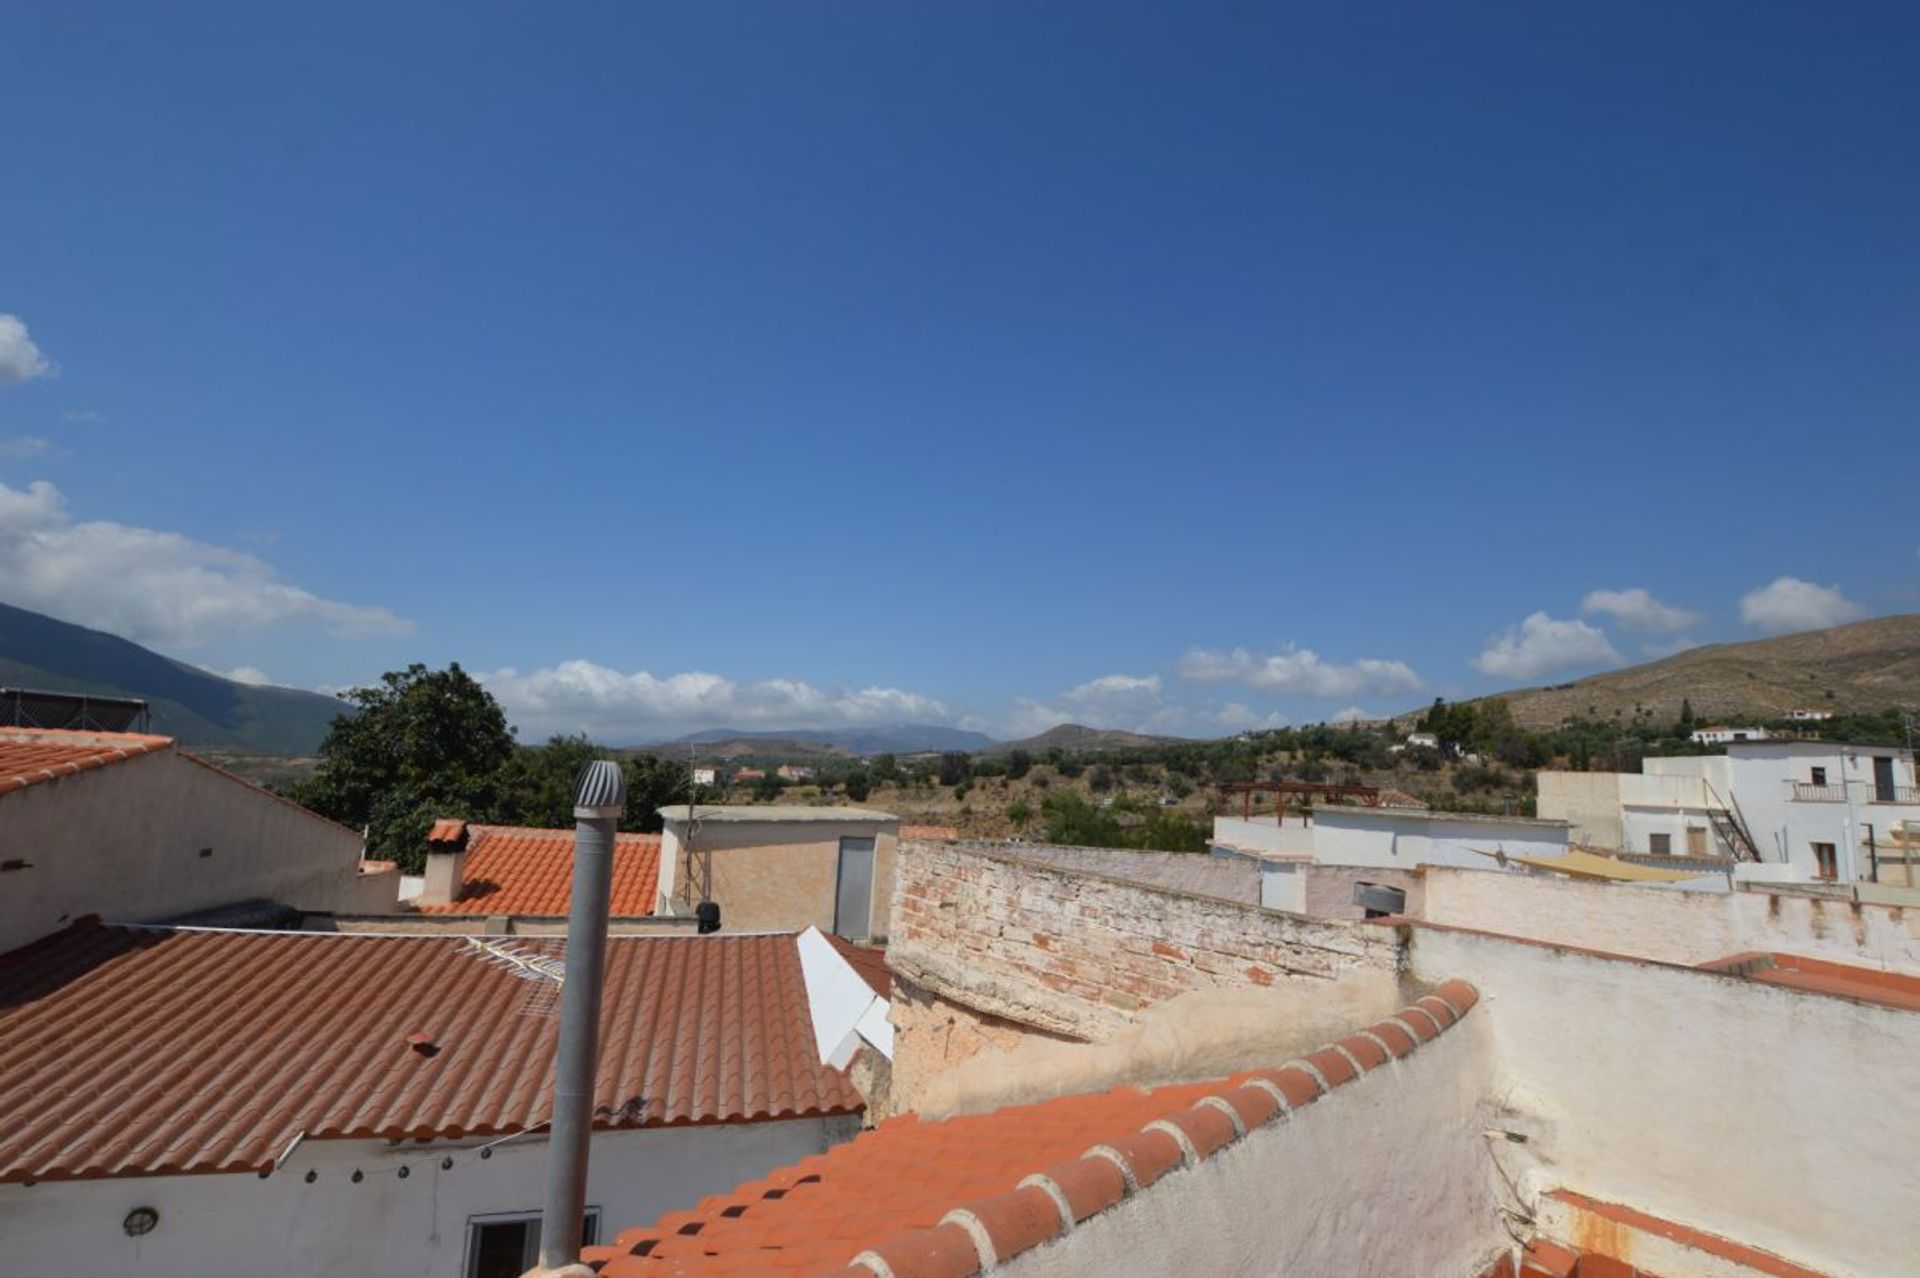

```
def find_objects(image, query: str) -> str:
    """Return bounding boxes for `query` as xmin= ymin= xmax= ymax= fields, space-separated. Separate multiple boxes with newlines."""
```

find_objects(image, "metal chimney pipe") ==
xmin=539 ymin=759 xmax=626 ymax=1270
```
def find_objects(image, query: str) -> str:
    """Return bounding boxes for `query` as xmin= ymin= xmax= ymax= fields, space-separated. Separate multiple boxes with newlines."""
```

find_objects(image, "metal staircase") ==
xmin=1704 ymin=782 xmax=1762 ymax=862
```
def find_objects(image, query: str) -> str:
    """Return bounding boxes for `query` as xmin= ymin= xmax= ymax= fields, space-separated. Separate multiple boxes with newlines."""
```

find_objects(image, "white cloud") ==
xmin=0 ymin=315 xmax=54 ymax=385
xmin=1473 ymin=612 xmax=1622 ymax=681
xmin=1214 ymin=702 xmax=1291 ymax=732
xmin=1329 ymin=706 xmax=1373 ymax=724
xmin=0 ymin=477 xmax=411 ymax=647
xmin=1006 ymin=673 xmax=1172 ymax=738
xmin=479 ymin=660 xmax=955 ymax=741
xmin=0 ymin=435 xmax=52 ymax=460
xmin=1739 ymin=576 xmax=1865 ymax=635
xmin=221 ymin=666 xmax=273 ymax=686
xmin=1177 ymin=645 xmax=1423 ymax=698
xmin=1580 ymin=587 xmax=1702 ymax=633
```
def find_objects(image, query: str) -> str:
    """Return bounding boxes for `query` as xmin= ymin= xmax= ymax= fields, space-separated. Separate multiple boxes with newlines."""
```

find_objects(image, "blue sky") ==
xmin=2 ymin=3 xmax=1917 ymax=741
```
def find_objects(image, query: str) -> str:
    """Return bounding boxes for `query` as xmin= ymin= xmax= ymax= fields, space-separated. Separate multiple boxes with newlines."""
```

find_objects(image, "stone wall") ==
xmin=992 ymin=843 xmax=1260 ymax=904
xmin=887 ymin=842 xmax=1404 ymax=1105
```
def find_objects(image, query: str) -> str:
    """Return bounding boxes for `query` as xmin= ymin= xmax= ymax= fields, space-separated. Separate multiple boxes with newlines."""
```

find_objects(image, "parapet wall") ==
xmin=1420 ymin=864 xmax=1920 ymax=971
xmin=887 ymin=842 xmax=1405 ymax=1107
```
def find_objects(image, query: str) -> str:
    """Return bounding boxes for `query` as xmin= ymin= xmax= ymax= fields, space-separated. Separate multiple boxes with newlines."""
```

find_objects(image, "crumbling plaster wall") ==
xmin=886 ymin=842 xmax=1404 ymax=1112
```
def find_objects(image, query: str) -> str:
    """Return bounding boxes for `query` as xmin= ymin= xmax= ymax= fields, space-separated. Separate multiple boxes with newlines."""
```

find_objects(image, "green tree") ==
xmin=870 ymin=753 xmax=900 ymax=784
xmin=291 ymin=663 xmax=516 ymax=871
xmin=1006 ymin=749 xmax=1033 ymax=780
xmin=1678 ymin=698 xmax=1695 ymax=730
xmin=843 ymin=767 xmax=872 ymax=802
xmin=937 ymin=751 xmax=971 ymax=787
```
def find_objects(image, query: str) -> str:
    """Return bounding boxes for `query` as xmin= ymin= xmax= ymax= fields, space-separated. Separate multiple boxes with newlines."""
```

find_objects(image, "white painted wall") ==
xmin=1311 ymin=808 xmax=1568 ymax=871
xmin=1418 ymin=865 xmax=1920 ymax=972
xmin=1209 ymin=815 xmax=1314 ymax=857
xmin=0 ymin=1119 xmax=850 ymax=1278
xmin=0 ymin=748 xmax=392 ymax=951
xmin=1406 ymin=925 xmax=1920 ymax=1278
xmin=998 ymin=1007 xmax=1504 ymax=1278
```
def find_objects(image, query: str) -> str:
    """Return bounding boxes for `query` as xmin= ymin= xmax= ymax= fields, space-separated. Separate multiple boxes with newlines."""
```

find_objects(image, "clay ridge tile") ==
xmin=595 ymin=981 xmax=1481 ymax=1277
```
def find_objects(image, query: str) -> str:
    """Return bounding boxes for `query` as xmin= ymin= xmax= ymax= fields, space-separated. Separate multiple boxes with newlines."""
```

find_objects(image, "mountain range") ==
xmin=0 ymin=601 xmax=348 ymax=755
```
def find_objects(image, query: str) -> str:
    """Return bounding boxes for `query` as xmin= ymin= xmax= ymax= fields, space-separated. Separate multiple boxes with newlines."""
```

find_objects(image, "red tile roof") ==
xmin=413 ymin=823 xmax=663 ymax=917
xmin=0 ymin=922 xmax=861 ymax=1183
xmin=898 ymin=825 xmax=960 ymax=842
xmin=0 ymin=728 xmax=174 ymax=796
xmin=1699 ymin=950 xmax=1920 ymax=1014
xmin=587 ymin=981 xmax=1481 ymax=1277
xmin=821 ymin=933 xmax=890 ymax=998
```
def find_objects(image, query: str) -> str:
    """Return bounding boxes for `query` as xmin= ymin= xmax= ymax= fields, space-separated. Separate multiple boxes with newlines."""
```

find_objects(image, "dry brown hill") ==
xmin=978 ymin=723 xmax=1188 ymax=755
xmin=1462 ymin=615 xmax=1920 ymax=729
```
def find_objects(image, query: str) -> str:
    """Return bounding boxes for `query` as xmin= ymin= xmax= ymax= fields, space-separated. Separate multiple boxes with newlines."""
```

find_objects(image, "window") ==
xmin=1810 ymin=767 xmax=1827 ymax=787
xmin=1812 ymin=842 xmax=1838 ymax=881
xmin=1686 ymin=827 xmax=1707 ymax=856
xmin=1648 ymin=833 xmax=1672 ymax=855
xmin=465 ymin=1211 xmax=599 ymax=1278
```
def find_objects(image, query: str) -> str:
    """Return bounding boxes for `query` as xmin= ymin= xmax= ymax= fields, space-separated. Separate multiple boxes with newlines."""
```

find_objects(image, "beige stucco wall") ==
xmin=997 ymin=1006 xmax=1504 ymax=1278
xmin=1299 ymin=863 xmax=1425 ymax=920
xmin=1406 ymin=925 xmax=1920 ymax=1277
xmin=1419 ymin=864 xmax=1920 ymax=972
xmin=1536 ymin=771 xmax=1627 ymax=845
xmin=658 ymin=818 xmax=899 ymax=938
xmin=0 ymin=749 xmax=388 ymax=951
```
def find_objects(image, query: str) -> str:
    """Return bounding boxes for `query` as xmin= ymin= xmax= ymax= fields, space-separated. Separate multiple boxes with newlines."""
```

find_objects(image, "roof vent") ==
xmin=573 ymin=760 xmax=626 ymax=815
xmin=405 ymin=1032 xmax=439 ymax=1057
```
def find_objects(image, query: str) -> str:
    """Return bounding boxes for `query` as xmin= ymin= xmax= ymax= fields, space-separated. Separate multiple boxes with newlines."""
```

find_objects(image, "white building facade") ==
xmin=1539 ymin=739 xmax=1920 ymax=884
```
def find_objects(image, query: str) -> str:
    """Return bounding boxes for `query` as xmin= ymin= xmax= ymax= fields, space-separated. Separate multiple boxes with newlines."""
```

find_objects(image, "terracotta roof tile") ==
xmin=820 ymin=934 xmax=890 ymax=997
xmin=594 ymin=984 xmax=1480 ymax=1277
xmin=0 ymin=923 xmax=860 ymax=1183
xmin=0 ymin=727 xmax=173 ymax=796
xmin=898 ymin=825 xmax=960 ymax=842
xmin=413 ymin=824 xmax=662 ymax=917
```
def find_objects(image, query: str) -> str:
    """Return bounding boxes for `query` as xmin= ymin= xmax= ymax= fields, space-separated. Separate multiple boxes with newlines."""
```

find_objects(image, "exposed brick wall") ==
xmin=889 ymin=841 xmax=1402 ymax=1046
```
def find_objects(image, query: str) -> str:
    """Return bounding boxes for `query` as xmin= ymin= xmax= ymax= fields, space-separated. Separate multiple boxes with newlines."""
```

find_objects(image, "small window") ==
xmin=1810 ymin=767 xmax=1827 ymax=787
xmin=465 ymin=1211 xmax=599 ymax=1278
xmin=1686 ymin=827 xmax=1708 ymax=856
xmin=1648 ymin=833 xmax=1672 ymax=855
xmin=1812 ymin=842 xmax=1838 ymax=881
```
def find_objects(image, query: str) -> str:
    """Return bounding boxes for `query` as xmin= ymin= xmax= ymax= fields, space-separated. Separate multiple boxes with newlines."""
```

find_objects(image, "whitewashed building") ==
xmin=1689 ymin=725 xmax=1771 ymax=745
xmin=1539 ymin=738 xmax=1920 ymax=884
xmin=1212 ymin=805 xmax=1571 ymax=915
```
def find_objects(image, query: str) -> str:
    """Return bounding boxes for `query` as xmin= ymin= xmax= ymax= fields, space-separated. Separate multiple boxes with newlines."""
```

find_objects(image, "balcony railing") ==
xmin=1791 ymin=783 xmax=1847 ymax=802
xmin=1790 ymin=781 xmax=1920 ymax=804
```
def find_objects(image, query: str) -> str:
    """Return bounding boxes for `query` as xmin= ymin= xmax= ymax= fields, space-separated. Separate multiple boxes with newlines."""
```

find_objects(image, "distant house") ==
xmin=731 ymin=767 xmax=767 ymax=783
xmin=1404 ymin=731 xmax=1441 ymax=750
xmin=0 ymin=727 xmax=397 ymax=952
xmin=0 ymin=922 xmax=867 ymax=1276
xmin=1787 ymin=709 xmax=1835 ymax=722
xmin=777 ymin=764 xmax=815 ymax=782
xmin=1690 ymin=726 xmax=1771 ymax=745
xmin=690 ymin=766 xmax=718 ymax=786
xmin=657 ymin=805 xmax=902 ymax=939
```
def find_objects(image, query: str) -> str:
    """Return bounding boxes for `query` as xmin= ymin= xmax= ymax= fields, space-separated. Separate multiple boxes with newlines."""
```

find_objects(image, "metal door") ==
xmin=834 ymin=837 xmax=876 ymax=939
xmin=1874 ymin=755 xmax=1896 ymax=802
